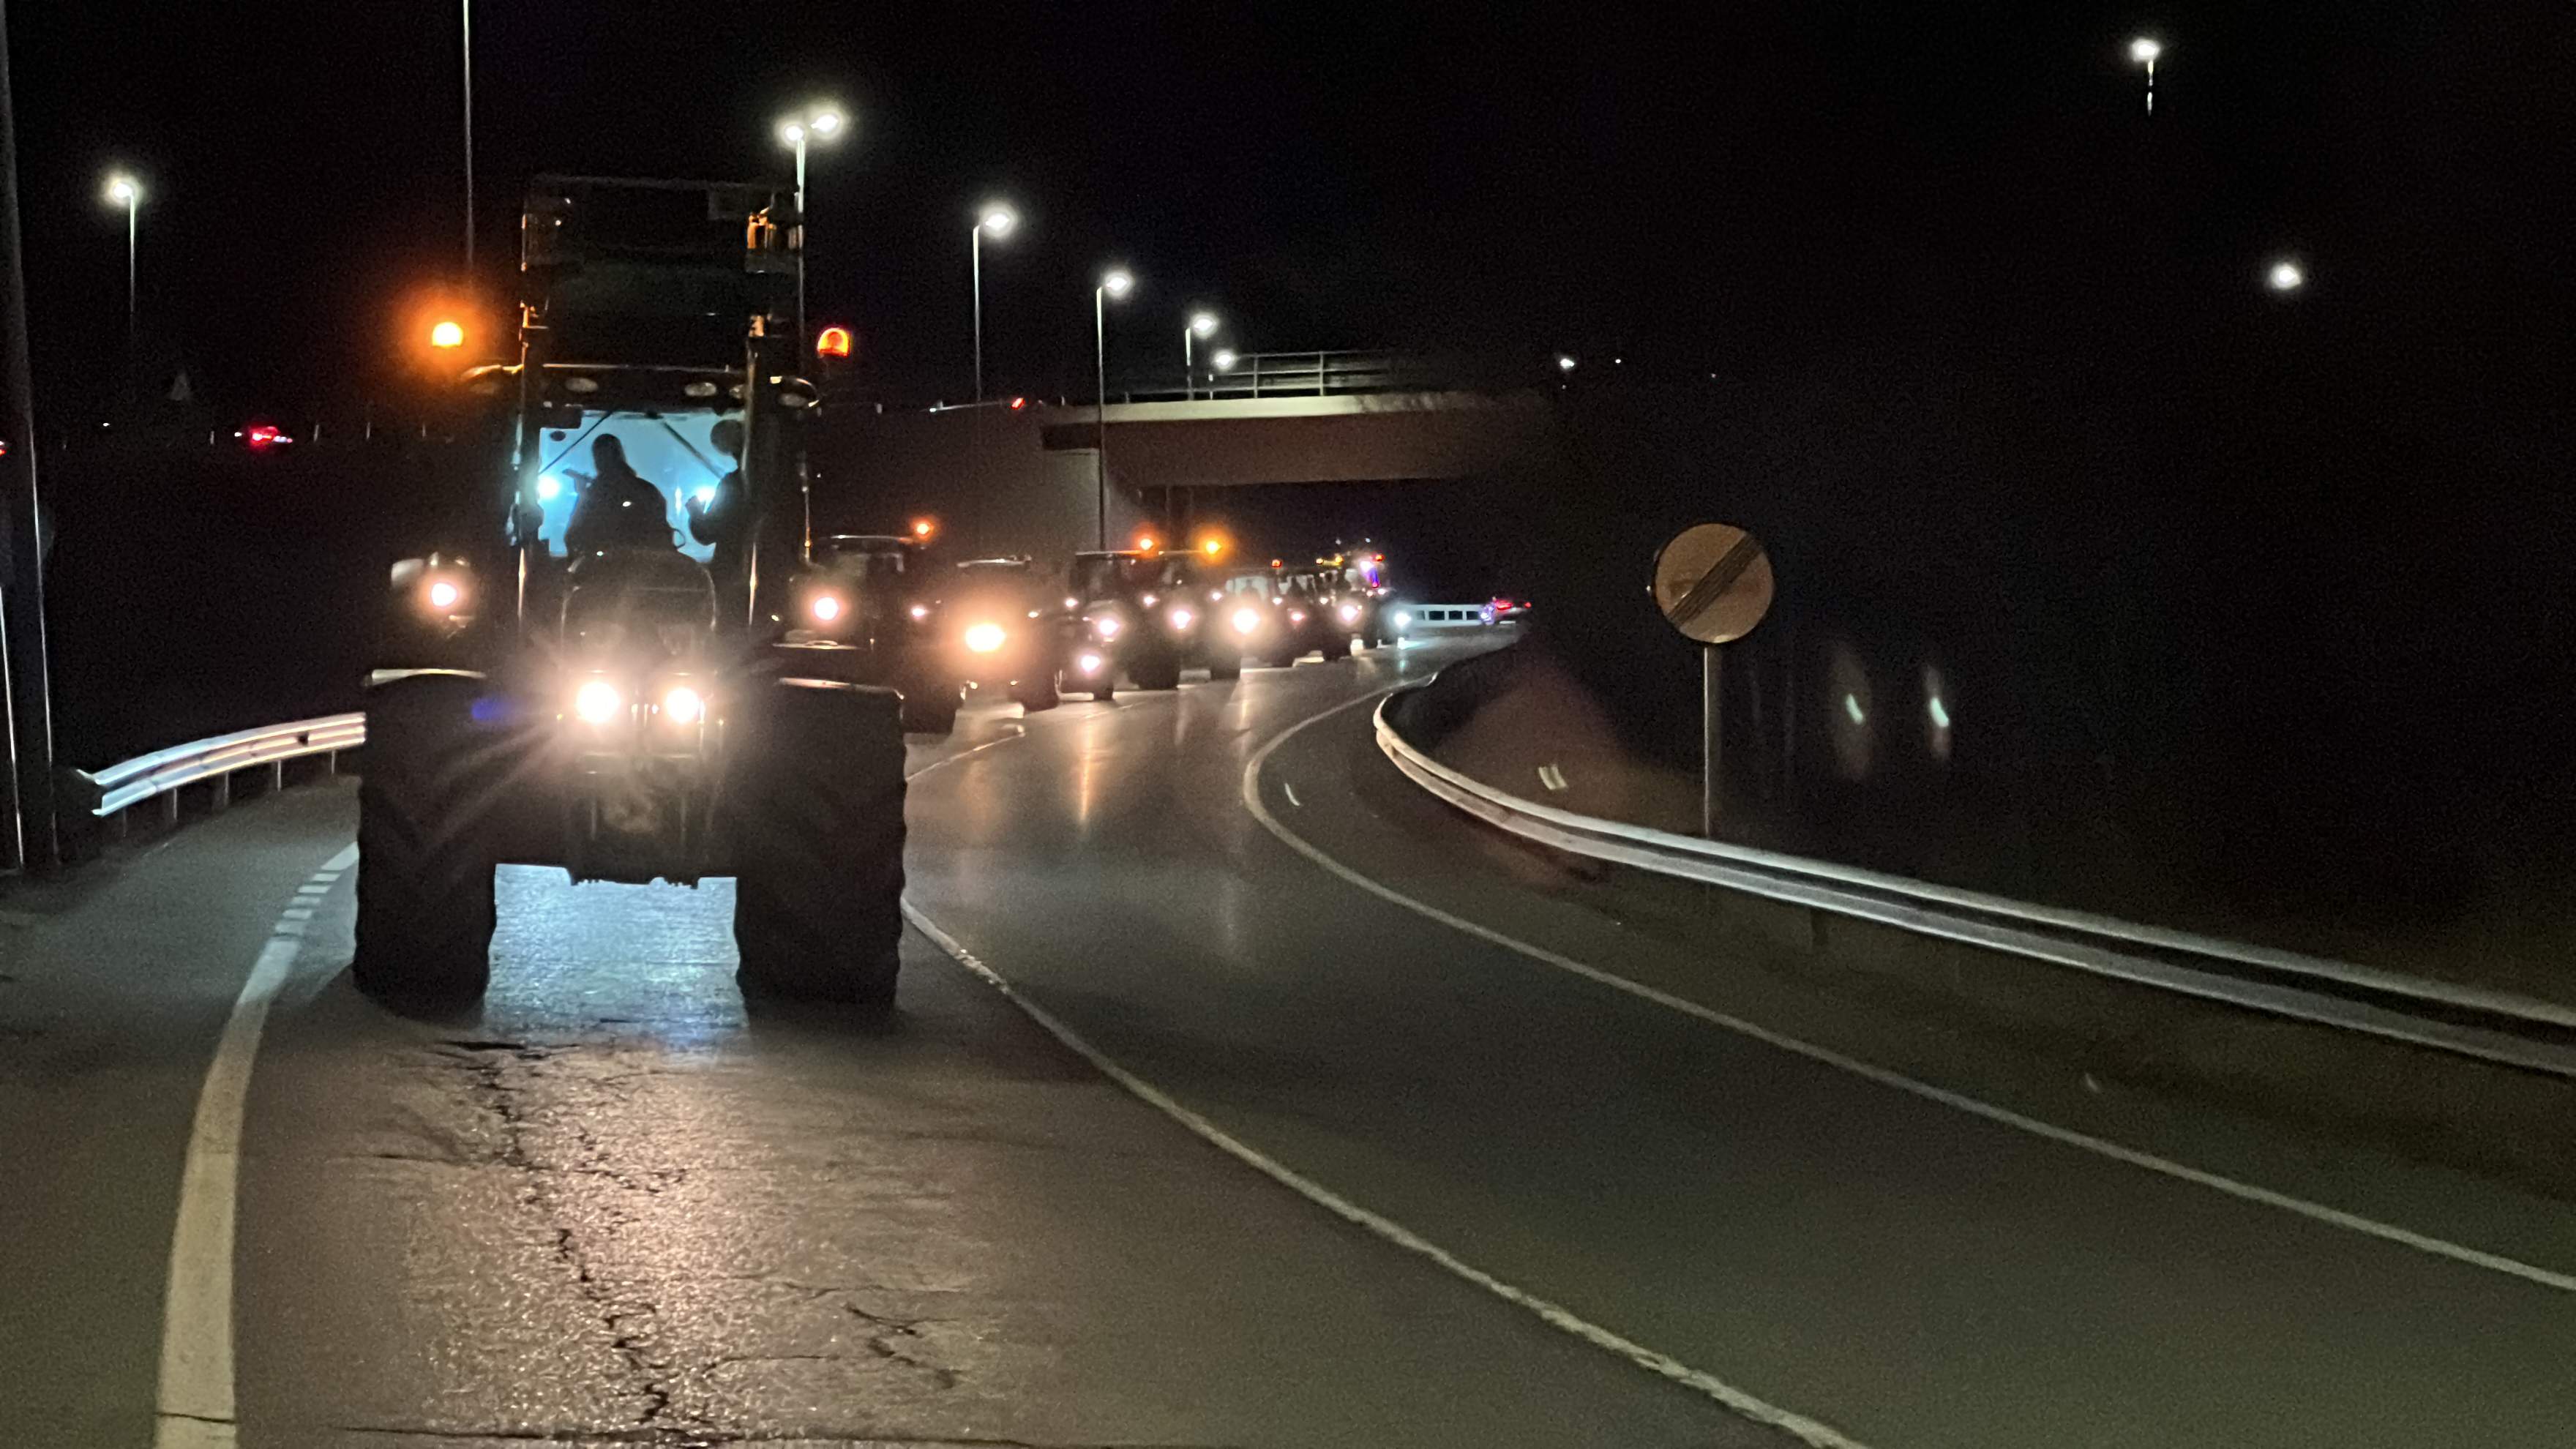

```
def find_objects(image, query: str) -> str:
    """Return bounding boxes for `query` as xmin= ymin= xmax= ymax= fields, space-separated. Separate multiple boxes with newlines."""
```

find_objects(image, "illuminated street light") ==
xmin=1556 ymin=353 xmax=1578 ymax=374
xmin=971 ymin=202 xmax=1018 ymax=402
xmin=775 ymin=105 xmax=849 ymax=350
xmin=1095 ymin=268 xmax=1136 ymax=547
xmin=2130 ymin=36 xmax=2160 ymax=113
xmin=2267 ymin=258 xmax=2305 ymax=293
xmin=1184 ymin=310 xmax=1220 ymax=400
xmin=1213 ymin=348 xmax=1238 ymax=372
xmin=105 ymin=173 xmax=141 ymax=402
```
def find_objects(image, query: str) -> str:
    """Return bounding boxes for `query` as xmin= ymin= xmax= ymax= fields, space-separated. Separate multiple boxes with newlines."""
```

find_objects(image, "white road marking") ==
xmin=901 ymin=902 xmax=1876 ymax=1449
xmin=1282 ymin=782 xmax=1302 ymax=809
xmin=154 ymin=842 xmax=357 ymax=1448
xmin=1239 ymin=691 xmax=2576 ymax=1296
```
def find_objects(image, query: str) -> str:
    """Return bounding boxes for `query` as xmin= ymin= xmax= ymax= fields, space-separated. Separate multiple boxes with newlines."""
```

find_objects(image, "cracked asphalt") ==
xmin=0 ymin=638 xmax=1766 ymax=1448
xmin=12 ymin=632 xmax=2571 ymax=1448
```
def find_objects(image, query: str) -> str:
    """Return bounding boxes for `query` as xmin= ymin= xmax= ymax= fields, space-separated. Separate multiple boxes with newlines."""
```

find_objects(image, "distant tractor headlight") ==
xmin=573 ymin=680 xmax=624 ymax=724
xmin=1289 ymin=609 xmax=1308 ymax=624
xmin=424 ymin=577 xmax=464 ymax=613
xmin=1142 ymin=593 xmax=1159 ymax=608
xmin=1336 ymin=602 xmax=1360 ymax=624
xmin=660 ymin=686 xmax=704 ymax=725
xmin=1392 ymin=609 xmax=1412 ymax=630
xmin=1077 ymin=651 xmax=1104 ymax=675
xmin=1232 ymin=607 xmax=1262 ymax=635
xmin=965 ymin=622 xmax=1007 ymax=654
xmin=908 ymin=603 xmax=931 ymax=621
xmin=810 ymin=593 xmax=844 ymax=623
xmin=1167 ymin=606 xmax=1195 ymax=631
xmin=1093 ymin=614 xmax=1123 ymax=639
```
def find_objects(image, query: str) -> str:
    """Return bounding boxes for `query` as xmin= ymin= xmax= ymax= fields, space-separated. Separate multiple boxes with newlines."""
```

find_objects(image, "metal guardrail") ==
xmin=74 ymin=713 xmax=364 ymax=827
xmin=1396 ymin=602 xmax=1516 ymax=632
xmin=1372 ymin=684 xmax=2576 ymax=1079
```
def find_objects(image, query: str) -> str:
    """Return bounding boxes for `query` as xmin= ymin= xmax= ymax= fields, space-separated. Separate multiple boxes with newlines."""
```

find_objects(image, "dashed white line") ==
xmin=154 ymin=842 xmax=357 ymax=1449
xmin=1282 ymin=782 xmax=1302 ymax=808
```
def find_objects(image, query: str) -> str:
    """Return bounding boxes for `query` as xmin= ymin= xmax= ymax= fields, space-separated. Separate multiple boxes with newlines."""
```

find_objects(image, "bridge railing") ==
xmin=1114 ymin=350 xmax=1460 ymax=402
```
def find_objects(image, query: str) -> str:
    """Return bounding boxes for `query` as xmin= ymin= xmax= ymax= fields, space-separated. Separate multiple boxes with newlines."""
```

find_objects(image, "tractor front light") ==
xmin=965 ymin=623 xmax=1007 ymax=654
xmin=574 ymin=680 xmax=624 ymax=724
xmin=1232 ymin=607 xmax=1262 ymax=635
xmin=661 ymin=686 xmax=704 ymax=725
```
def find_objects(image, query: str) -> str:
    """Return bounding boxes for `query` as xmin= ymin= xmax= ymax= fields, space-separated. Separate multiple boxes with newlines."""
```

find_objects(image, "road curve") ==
xmin=6 ymin=634 xmax=2573 ymax=1446
xmin=904 ymin=636 xmax=2576 ymax=1449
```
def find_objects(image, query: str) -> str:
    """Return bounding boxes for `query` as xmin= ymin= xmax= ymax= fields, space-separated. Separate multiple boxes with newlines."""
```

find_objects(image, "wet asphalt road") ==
xmin=4 ymin=632 xmax=2575 ymax=1446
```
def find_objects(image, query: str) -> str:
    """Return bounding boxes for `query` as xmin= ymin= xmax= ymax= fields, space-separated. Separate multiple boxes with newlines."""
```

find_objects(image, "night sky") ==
xmin=14 ymin=2 xmax=2566 ymax=424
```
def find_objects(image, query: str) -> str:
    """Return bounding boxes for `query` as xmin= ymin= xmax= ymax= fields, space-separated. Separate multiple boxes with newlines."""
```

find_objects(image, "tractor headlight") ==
xmin=908 ymin=603 xmax=931 ymax=621
xmin=1337 ymin=602 xmax=1360 ymax=624
xmin=1077 ymin=651 xmax=1104 ymax=675
xmin=424 ymin=577 xmax=464 ymax=613
xmin=1393 ymin=610 xmax=1412 ymax=630
xmin=1093 ymin=614 xmax=1123 ymax=640
xmin=1167 ymin=606 xmax=1195 ymax=631
xmin=965 ymin=622 xmax=1007 ymax=654
xmin=810 ymin=592 xmax=844 ymax=624
xmin=1289 ymin=609 xmax=1308 ymax=624
xmin=1232 ymin=607 xmax=1262 ymax=635
xmin=574 ymin=680 xmax=624 ymax=724
xmin=660 ymin=686 xmax=704 ymax=725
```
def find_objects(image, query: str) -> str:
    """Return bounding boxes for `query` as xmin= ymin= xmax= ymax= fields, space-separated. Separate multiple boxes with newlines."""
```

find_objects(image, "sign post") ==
xmin=1651 ymin=523 xmax=1773 ymax=839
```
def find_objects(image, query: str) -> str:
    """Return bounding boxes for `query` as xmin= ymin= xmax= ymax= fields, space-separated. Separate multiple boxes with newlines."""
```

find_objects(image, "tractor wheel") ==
xmin=1131 ymin=653 xmax=1183 ymax=691
xmin=1268 ymin=646 xmax=1300 ymax=669
xmin=730 ymin=682 xmax=906 ymax=1007
xmin=1066 ymin=667 xmax=1115 ymax=703
xmin=1013 ymin=673 xmax=1062 ymax=712
xmin=899 ymin=684 xmax=959 ymax=735
xmin=353 ymin=673 xmax=503 ymax=1003
xmin=1322 ymin=634 xmax=1352 ymax=662
xmin=1209 ymin=657 xmax=1243 ymax=681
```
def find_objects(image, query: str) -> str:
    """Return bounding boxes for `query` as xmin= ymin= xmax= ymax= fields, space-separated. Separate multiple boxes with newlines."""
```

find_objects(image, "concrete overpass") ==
xmin=809 ymin=359 xmax=1557 ymax=564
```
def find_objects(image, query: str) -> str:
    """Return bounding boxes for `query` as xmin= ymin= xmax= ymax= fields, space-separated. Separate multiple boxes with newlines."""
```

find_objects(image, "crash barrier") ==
xmin=1396 ymin=602 xmax=1514 ymax=633
xmin=1374 ymin=670 xmax=2576 ymax=1081
xmin=68 ymin=713 xmax=365 ymax=837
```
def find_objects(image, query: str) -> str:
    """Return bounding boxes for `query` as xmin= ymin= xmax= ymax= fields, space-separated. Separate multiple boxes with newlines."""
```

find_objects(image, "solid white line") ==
xmin=1239 ymin=695 xmax=2576 ymax=1295
xmin=899 ymin=902 xmax=1876 ymax=1449
xmin=153 ymin=841 xmax=356 ymax=1448
xmin=1282 ymin=782 xmax=1301 ymax=809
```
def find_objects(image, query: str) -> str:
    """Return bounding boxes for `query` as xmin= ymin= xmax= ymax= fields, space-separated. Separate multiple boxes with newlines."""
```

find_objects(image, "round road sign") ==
xmin=1652 ymin=523 xmax=1774 ymax=644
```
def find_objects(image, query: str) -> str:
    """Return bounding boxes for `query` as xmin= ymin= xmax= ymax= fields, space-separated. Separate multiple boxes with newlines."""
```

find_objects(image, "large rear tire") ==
xmin=1131 ymin=653 xmax=1183 ymax=691
xmin=1322 ymin=634 xmax=1352 ymax=662
xmin=353 ymin=674 xmax=503 ymax=1003
xmin=1012 ymin=673 xmax=1061 ymax=712
xmin=899 ymin=684 xmax=959 ymax=735
xmin=730 ymin=682 xmax=906 ymax=1006
xmin=1209 ymin=657 xmax=1243 ymax=681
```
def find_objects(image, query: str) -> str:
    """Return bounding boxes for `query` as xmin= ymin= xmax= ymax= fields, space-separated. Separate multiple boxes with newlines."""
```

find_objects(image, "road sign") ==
xmin=1652 ymin=523 xmax=1772 ymax=645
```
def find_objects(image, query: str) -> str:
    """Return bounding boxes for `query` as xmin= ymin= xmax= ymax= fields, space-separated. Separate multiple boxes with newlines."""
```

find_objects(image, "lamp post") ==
xmin=971 ymin=203 xmax=1016 ymax=402
xmin=462 ymin=0 xmax=473 ymax=273
xmin=1183 ymin=310 xmax=1218 ymax=399
xmin=1094 ymin=267 xmax=1134 ymax=547
xmin=2130 ymin=37 xmax=2160 ymax=114
xmin=775 ymin=106 xmax=847 ymax=351
xmin=105 ymin=174 xmax=138 ymax=400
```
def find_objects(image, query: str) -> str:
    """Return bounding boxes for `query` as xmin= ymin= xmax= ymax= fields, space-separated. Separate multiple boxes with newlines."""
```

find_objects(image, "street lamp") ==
xmin=105 ymin=174 xmax=140 ymax=399
xmin=2267 ymin=258 xmax=2305 ymax=293
xmin=1556 ymin=353 xmax=1577 ymax=373
xmin=1095 ymin=268 xmax=1135 ymax=547
xmin=776 ymin=105 xmax=848 ymax=350
xmin=971 ymin=203 xmax=1016 ymax=402
xmin=1183 ymin=311 xmax=1220 ymax=400
xmin=2129 ymin=37 xmax=2160 ymax=113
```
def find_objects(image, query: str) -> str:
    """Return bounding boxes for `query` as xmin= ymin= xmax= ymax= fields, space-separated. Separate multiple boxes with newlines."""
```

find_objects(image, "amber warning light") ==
xmin=815 ymin=326 xmax=853 ymax=359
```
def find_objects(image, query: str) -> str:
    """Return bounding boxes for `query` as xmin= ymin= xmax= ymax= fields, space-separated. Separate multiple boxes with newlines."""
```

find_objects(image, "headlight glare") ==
xmin=661 ymin=686 xmax=704 ymax=725
xmin=1167 ymin=607 xmax=1195 ymax=631
xmin=1093 ymin=614 xmax=1123 ymax=640
xmin=1232 ymin=607 xmax=1262 ymax=635
xmin=425 ymin=578 xmax=463 ymax=611
xmin=574 ymin=680 xmax=623 ymax=724
xmin=965 ymin=622 xmax=1007 ymax=654
xmin=811 ymin=593 xmax=843 ymax=623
